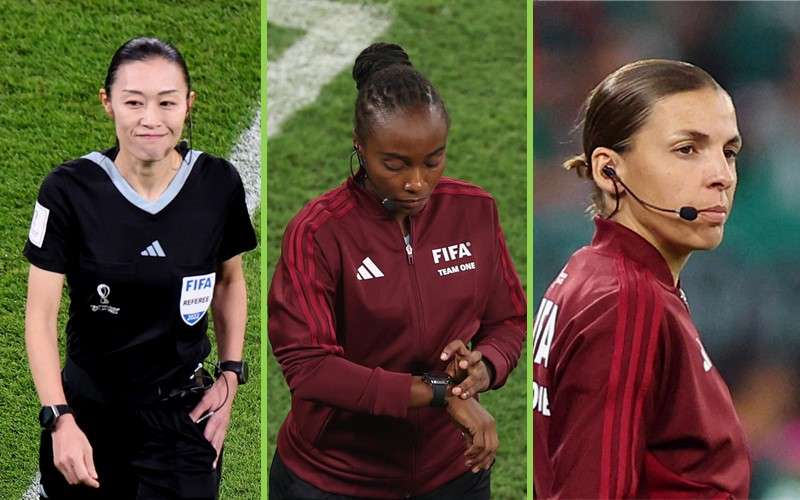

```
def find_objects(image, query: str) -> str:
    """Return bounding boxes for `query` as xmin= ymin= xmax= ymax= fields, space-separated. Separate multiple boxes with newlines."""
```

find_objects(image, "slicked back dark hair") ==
xmin=564 ymin=59 xmax=724 ymax=215
xmin=352 ymin=42 xmax=449 ymax=143
xmin=104 ymin=37 xmax=191 ymax=97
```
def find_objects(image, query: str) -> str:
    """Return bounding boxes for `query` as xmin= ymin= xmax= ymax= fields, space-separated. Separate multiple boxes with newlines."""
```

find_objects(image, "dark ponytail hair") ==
xmin=565 ymin=59 xmax=724 ymax=215
xmin=104 ymin=37 xmax=191 ymax=97
xmin=352 ymin=42 xmax=449 ymax=143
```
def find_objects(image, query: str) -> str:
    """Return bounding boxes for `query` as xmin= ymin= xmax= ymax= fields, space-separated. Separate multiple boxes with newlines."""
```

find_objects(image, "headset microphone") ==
xmin=601 ymin=165 xmax=699 ymax=221
xmin=381 ymin=196 xmax=397 ymax=213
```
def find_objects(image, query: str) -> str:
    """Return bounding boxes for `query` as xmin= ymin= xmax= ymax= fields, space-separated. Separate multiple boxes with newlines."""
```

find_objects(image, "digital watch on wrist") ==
xmin=422 ymin=371 xmax=454 ymax=407
xmin=39 ymin=404 xmax=74 ymax=431
xmin=215 ymin=360 xmax=249 ymax=384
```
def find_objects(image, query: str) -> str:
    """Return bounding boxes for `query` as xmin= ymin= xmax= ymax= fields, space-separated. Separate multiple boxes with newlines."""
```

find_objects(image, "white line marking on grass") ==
xmin=268 ymin=0 xmax=391 ymax=136
xmin=24 ymin=2 xmax=391 ymax=498
xmin=22 ymin=472 xmax=40 ymax=500
xmin=229 ymin=109 xmax=262 ymax=217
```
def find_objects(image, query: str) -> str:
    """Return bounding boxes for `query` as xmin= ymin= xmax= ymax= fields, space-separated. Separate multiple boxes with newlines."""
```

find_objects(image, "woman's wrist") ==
xmin=409 ymin=376 xmax=434 ymax=407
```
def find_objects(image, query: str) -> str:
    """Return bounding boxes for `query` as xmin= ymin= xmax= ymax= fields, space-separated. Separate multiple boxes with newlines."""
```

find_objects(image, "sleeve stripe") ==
xmin=309 ymin=196 xmax=354 ymax=345
xmin=615 ymin=267 xmax=654 ymax=496
xmin=628 ymin=279 xmax=664 ymax=493
xmin=497 ymin=229 xmax=526 ymax=315
xmin=599 ymin=258 xmax=631 ymax=498
xmin=285 ymin=189 xmax=352 ymax=346
xmin=600 ymin=259 xmax=661 ymax=497
xmin=286 ymin=202 xmax=329 ymax=346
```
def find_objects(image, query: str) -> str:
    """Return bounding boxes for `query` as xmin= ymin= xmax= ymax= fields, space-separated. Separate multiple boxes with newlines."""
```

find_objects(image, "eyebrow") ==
xmin=672 ymin=129 xmax=742 ymax=147
xmin=380 ymin=145 xmax=447 ymax=162
xmin=120 ymin=89 xmax=180 ymax=96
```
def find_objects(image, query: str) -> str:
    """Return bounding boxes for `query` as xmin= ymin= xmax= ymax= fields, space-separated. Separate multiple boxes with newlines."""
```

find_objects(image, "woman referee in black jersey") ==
xmin=23 ymin=37 xmax=256 ymax=499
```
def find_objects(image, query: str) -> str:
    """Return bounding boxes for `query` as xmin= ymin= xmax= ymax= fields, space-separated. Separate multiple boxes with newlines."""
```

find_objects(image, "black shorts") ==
xmin=39 ymin=391 xmax=222 ymax=500
xmin=268 ymin=451 xmax=491 ymax=500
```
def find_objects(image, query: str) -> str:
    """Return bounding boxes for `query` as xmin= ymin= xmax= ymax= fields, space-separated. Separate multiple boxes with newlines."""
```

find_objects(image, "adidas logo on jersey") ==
xmin=355 ymin=257 xmax=384 ymax=280
xmin=141 ymin=240 xmax=166 ymax=257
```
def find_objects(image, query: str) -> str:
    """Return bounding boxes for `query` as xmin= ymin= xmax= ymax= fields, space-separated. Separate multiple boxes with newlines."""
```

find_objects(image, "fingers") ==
xmin=464 ymin=425 xmax=485 ymax=465
xmin=473 ymin=430 xmax=497 ymax=472
xmin=211 ymin=428 xmax=226 ymax=469
xmin=201 ymin=406 xmax=230 ymax=469
xmin=458 ymin=350 xmax=483 ymax=371
xmin=83 ymin=448 xmax=100 ymax=488
xmin=189 ymin=394 xmax=215 ymax=422
xmin=190 ymin=379 xmax=227 ymax=421
xmin=452 ymin=359 xmax=490 ymax=399
xmin=56 ymin=452 xmax=99 ymax=488
xmin=52 ymin=422 xmax=100 ymax=488
xmin=440 ymin=340 xmax=469 ymax=361
xmin=442 ymin=340 xmax=479 ymax=385
xmin=464 ymin=429 xmax=497 ymax=473
xmin=54 ymin=458 xmax=77 ymax=485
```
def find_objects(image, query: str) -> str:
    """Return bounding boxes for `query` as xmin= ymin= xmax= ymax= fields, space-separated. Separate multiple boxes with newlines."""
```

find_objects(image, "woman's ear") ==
xmin=187 ymin=90 xmax=197 ymax=117
xmin=99 ymin=88 xmax=113 ymax=118
xmin=591 ymin=147 xmax=625 ymax=197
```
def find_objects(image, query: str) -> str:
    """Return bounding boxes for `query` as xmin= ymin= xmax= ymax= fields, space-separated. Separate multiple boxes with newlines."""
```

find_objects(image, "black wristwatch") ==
xmin=39 ymin=404 xmax=74 ymax=431
xmin=216 ymin=360 xmax=249 ymax=384
xmin=422 ymin=371 xmax=454 ymax=407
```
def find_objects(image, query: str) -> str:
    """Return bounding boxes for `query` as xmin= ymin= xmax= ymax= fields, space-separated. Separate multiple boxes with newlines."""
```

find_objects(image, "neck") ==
xmin=114 ymin=148 xmax=182 ymax=202
xmin=613 ymin=210 xmax=690 ymax=286
xmin=396 ymin=214 xmax=410 ymax=236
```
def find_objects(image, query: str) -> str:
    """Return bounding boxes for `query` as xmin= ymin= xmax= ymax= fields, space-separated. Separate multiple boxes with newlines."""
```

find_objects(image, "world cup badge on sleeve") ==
xmin=180 ymin=272 xmax=216 ymax=326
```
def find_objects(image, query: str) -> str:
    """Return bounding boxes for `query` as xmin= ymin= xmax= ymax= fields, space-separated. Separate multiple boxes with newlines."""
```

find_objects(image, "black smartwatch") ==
xmin=39 ymin=404 xmax=74 ymax=431
xmin=216 ymin=360 xmax=249 ymax=384
xmin=422 ymin=372 xmax=454 ymax=407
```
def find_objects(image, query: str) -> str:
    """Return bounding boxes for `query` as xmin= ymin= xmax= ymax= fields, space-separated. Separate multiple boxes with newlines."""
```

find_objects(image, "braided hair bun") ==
xmin=352 ymin=43 xmax=413 ymax=91
xmin=352 ymin=42 xmax=448 ymax=140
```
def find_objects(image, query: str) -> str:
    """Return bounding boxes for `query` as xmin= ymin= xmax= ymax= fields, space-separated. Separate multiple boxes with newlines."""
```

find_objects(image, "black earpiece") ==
xmin=350 ymin=145 xmax=396 ymax=213
xmin=602 ymin=165 xmax=617 ymax=179
xmin=353 ymin=146 xmax=366 ymax=169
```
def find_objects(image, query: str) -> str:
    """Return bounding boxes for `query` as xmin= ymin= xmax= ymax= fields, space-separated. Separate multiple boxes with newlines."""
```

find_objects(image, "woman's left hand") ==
xmin=189 ymin=371 xmax=238 ymax=468
xmin=440 ymin=340 xmax=492 ymax=399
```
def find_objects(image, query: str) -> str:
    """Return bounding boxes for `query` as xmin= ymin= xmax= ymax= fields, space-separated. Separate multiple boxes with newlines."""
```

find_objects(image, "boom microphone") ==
xmin=381 ymin=197 xmax=397 ymax=213
xmin=602 ymin=166 xmax=699 ymax=221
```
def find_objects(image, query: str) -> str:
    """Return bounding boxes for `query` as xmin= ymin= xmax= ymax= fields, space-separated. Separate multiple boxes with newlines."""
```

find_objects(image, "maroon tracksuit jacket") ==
xmin=269 ymin=176 xmax=526 ymax=498
xmin=534 ymin=218 xmax=750 ymax=499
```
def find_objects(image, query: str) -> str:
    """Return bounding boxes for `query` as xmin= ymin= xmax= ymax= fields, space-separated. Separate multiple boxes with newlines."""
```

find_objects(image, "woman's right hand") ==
xmin=51 ymin=414 xmax=99 ymax=488
xmin=446 ymin=397 xmax=498 ymax=473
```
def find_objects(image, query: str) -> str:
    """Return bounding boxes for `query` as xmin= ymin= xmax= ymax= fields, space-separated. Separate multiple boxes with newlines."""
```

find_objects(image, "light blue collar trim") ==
xmin=83 ymin=150 xmax=203 ymax=215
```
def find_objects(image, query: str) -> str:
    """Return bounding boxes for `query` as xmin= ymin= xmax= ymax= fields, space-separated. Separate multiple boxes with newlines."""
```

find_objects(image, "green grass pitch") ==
xmin=0 ymin=1 xmax=260 ymax=498
xmin=266 ymin=1 xmax=527 ymax=498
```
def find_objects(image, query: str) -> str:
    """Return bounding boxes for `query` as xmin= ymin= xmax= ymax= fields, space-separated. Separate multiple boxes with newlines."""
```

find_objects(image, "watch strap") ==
xmin=39 ymin=404 xmax=74 ymax=430
xmin=430 ymin=380 xmax=448 ymax=407
xmin=216 ymin=360 xmax=248 ymax=384
xmin=422 ymin=372 xmax=452 ymax=407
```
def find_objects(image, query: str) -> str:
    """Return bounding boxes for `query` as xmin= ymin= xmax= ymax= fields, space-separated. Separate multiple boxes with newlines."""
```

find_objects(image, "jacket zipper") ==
xmin=401 ymin=217 xmax=426 ymax=493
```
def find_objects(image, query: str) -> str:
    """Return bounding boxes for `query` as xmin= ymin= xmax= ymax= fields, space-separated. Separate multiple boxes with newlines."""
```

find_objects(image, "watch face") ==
xmin=39 ymin=407 xmax=55 ymax=430
xmin=424 ymin=372 xmax=452 ymax=385
xmin=219 ymin=361 xmax=248 ymax=384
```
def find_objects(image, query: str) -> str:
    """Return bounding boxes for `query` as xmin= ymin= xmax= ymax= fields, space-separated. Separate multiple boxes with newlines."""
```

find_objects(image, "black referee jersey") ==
xmin=24 ymin=145 xmax=257 ymax=401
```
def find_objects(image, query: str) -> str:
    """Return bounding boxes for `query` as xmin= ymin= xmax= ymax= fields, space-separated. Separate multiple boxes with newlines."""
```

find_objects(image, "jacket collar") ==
xmin=345 ymin=176 xmax=434 ymax=221
xmin=590 ymin=217 xmax=676 ymax=288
